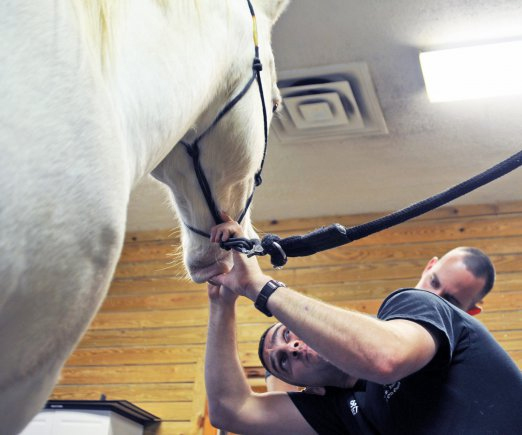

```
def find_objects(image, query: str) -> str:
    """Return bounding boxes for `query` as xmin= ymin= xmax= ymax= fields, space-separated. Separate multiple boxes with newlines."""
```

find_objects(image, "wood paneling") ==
xmin=51 ymin=383 xmax=195 ymax=402
xmin=51 ymin=201 xmax=522 ymax=434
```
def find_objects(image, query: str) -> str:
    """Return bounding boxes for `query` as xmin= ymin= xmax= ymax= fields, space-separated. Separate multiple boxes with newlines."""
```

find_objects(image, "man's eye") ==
xmin=284 ymin=329 xmax=290 ymax=342
xmin=280 ymin=354 xmax=288 ymax=371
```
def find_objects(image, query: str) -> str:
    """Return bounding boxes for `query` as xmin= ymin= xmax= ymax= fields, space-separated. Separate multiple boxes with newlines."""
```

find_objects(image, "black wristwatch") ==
xmin=254 ymin=279 xmax=286 ymax=317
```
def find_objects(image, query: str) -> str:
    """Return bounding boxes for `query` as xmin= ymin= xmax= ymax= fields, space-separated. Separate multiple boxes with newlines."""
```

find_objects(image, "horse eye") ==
xmin=272 ymin=99 xmax=282 ymax=113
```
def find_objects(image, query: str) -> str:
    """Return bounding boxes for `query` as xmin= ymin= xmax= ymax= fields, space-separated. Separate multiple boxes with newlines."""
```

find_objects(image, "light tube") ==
xmin=420 ymin=40 xmax=522 ymax=102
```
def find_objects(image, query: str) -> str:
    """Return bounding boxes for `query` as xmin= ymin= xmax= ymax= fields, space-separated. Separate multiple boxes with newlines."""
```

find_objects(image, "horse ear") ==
xmin=255 ymin=0 xmax=291 ymax=23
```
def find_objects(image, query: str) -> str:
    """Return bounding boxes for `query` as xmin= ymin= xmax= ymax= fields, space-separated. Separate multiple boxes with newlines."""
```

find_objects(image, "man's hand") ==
xmin=209 ymin=212 xmax=244 ymax=243
xmin=207 ymin=283 xmax=238 ymax=306
xmin=208 ymin=212 xmax=272 ymax=301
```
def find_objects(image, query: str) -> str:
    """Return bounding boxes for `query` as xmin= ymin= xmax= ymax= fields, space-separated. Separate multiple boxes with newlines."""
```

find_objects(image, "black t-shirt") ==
xmin=289 ymin=289 xmax=522 ymax=434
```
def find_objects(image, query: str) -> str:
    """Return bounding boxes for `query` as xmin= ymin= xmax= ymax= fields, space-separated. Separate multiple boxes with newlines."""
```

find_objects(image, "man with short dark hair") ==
xmin=205 ymin=217 xmax=521 ymax=435
xmin=415 ymin=246 xmax=494 ymax=315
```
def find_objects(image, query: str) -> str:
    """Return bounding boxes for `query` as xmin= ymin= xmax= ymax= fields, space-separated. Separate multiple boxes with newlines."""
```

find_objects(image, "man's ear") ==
xmin=423 ymin=257 xmax=438 ymax=273
xmin=467 ymin=304 xmax=483 ymax=316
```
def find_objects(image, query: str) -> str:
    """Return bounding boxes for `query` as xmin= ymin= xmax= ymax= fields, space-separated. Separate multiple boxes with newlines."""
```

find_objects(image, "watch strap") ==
xmin=254 ymin=279 xmax=286 ymax=317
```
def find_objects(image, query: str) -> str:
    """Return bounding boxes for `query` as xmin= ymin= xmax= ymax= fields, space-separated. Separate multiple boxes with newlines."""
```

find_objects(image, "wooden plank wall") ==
xmin=50 ymin=201 xmax=522 ymax=435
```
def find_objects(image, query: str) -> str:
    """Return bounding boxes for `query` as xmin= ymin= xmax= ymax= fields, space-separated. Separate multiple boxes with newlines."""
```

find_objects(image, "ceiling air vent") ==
xmin=270 ymin=63 xmax=388 ymax=143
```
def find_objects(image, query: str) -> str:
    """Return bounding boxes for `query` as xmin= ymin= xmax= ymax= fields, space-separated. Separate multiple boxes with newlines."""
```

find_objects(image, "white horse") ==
xmin=0 ymin=0 xmax=289 ymax=433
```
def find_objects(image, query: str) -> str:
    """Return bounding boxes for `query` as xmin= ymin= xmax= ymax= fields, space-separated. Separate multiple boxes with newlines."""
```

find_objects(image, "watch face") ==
xmin=254 ymin=280 xmax=284 ymax=317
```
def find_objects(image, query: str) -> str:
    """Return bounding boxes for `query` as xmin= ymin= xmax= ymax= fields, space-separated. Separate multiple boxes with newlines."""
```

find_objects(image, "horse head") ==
xmin=152 ymin=0 xmax=290 ymax=283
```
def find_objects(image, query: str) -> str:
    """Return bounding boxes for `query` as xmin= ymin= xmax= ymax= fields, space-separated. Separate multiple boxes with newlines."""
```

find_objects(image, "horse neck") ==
xmin=92 ymin=0 xmax=254 ymax=185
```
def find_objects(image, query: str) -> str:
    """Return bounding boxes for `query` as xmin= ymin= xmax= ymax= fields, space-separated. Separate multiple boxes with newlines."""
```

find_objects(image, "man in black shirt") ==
xmin=284 ymin=289 xmax=521 ymax=434
xmin=205 ymin=217 xmax=521 ymax=434
xmin=264 ymin=245 xmax=495 ymax=393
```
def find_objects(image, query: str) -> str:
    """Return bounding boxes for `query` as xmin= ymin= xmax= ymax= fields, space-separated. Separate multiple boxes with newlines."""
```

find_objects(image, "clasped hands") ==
xmin=207 ymin=212 xmax=271 ymax=304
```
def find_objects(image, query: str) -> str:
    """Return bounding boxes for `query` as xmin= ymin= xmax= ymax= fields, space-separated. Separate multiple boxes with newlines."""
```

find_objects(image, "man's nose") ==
xmin=288 ymin=340 xmax=303 ymax=357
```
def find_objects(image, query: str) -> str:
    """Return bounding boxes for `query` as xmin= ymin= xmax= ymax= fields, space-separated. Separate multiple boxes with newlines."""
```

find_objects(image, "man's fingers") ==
xmin=210 ymin=224 xmax=234 ymax=243
xmin=220 ymin=211 xmax=233 ymax=222
xmin=207 ymin=282 xmax=220 ymax=299
xmin=208 ymin=275 xmax=225 ymax=287
xmin=210 ymin=226 xmax=223 ymax=243
xmin=220 ymin=229 xmax=230 ymax=242
xmin=208 ymin=212 xmax=246 ymax=244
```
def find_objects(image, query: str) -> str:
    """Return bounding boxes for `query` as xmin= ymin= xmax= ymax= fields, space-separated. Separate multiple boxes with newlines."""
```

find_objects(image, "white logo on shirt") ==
xmin=349 ymin=399 xmax=359 ymax=415
xmin=383 ymin=381 xmax=401 ymax=402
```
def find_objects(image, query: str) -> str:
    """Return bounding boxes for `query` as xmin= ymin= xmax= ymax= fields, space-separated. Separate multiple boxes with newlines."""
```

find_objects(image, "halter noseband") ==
xmin=181 ymin=0 xmax=269 ymax=239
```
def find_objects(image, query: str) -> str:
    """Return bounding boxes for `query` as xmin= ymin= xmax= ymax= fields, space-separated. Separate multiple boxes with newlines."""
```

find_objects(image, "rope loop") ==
xmin=218 ymin=234 xmax=288 ymax=268
xmin=220 ymin=237 xmax=263 ymax=256
xmin=261 ymin=234 xmax=288 ymax=268
xmin=253 ymin=57 xmax=263 ymax=72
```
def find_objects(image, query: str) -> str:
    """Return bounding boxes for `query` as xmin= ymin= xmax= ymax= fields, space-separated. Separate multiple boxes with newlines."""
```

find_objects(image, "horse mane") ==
xmin=71 ymin=0 xmax=122 ymax=69
xmin=71 ymin=0 xmax=204 ymax=70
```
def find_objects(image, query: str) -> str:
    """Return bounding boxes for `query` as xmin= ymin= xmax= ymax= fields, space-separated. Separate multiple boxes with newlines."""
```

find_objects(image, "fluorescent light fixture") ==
xmin=420 ymin=40 xmax=522 ymax=102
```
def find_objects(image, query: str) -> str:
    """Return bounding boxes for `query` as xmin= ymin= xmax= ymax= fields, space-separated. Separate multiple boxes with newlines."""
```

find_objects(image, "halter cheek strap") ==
xmin=181 ymin=0 xmax=269 ymax=239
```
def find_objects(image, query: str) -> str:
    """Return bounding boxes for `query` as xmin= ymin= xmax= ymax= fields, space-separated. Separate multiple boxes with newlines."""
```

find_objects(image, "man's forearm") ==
xmin=205 ymin=300 xmax=253 ymax=426
xmin=208 ymin=247 xmax=437 ymax=385
xmin=247 ymin=283 xmax=437 ymax=384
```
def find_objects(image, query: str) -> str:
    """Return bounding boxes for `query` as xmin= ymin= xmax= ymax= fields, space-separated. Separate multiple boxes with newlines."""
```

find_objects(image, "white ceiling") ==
xmin=127 ymin=0 xmax=522 ymax=231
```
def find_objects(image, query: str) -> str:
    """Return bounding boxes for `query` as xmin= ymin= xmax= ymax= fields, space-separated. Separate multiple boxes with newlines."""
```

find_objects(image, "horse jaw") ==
xmin=183 ymin=239 xmax=235 ymax=283
xmin=182 ymin=215 xmax=259 ymax=283
xmin=151 ymin=138 xmax=260 ymax=283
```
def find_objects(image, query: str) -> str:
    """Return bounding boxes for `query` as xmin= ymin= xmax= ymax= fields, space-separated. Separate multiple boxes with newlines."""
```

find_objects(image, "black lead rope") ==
xmin=221 ymin=149 xmax=522 ymax=268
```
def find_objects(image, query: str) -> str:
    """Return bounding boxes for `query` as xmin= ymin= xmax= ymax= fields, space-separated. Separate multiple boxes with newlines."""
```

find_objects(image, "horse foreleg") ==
xmin=0 ymin=2 xmax=134 ymax=431
xmin=0 ymin=172 xmax=129 ymax=434
xmin=0 ymin=76 xmax=130 ymax=435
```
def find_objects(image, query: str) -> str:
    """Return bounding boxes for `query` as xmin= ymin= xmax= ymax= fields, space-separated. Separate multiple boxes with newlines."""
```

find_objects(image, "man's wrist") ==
xmin=254 ymin=279 xmax=286 ymax=317
xmin=244 ymin=275 xmax=273 ymax=301
xmin=209 ymin=297 xmax=236 ymax=316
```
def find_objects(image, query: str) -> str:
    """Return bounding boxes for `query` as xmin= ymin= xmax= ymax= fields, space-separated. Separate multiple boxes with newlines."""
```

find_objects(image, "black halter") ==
xmin=181 ymin=0 xmax=269 ymax=239
xmin=180 ymin=3 xmax=522 ymax=268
